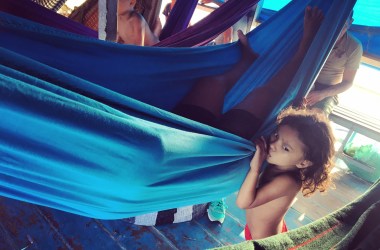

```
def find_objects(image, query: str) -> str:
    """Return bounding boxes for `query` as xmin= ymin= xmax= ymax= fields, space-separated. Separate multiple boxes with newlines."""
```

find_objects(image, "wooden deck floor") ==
xmin=0 ymin=163 xmax=372 ymax=250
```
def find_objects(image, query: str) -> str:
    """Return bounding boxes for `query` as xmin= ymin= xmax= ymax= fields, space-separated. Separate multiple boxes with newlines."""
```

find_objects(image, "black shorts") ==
xmin=173 ymin=104 xmax=262 ymax=140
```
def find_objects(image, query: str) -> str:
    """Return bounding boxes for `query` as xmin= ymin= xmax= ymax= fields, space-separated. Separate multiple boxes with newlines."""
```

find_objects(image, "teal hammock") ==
xmin=0 ymin=0 xmax=356 ymax=219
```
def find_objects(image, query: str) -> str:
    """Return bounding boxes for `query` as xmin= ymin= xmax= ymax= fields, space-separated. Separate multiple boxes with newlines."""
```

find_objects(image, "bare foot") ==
xmin=303 ymin=6 xmax=324 ymax=41
xmin=237 ymin=29 xmax=259 ymax=65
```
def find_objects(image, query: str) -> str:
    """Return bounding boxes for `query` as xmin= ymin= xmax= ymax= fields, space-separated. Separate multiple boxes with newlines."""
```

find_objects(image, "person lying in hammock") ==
xmin=173 ymin=6 xmax=324 ymax=140
xmin=116 ymin=0 xmax=159 ymax=46
xmin=173 ymin=6 xmax=335 ymax=239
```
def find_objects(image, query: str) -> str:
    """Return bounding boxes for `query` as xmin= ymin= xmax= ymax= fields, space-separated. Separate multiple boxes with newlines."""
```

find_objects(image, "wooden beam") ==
xmin=361 ymin=55 xmax=380 ymax=68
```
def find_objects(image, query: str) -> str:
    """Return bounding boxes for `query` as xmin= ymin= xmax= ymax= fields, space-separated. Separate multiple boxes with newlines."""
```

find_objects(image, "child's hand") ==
xmin=250 ymin=136 xmax=267 ymax=174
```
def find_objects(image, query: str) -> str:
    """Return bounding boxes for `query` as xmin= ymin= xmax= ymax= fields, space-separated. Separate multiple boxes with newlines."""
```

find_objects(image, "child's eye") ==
xmin=270 ymin=132 xmax=279 ymax=141
xmin=283 ymin=146 xmax=290 ymax=152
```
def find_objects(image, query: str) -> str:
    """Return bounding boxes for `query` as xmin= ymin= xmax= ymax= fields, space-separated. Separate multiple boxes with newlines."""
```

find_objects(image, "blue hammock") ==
xmin=0 ymin=0 xmax=356 ymax=219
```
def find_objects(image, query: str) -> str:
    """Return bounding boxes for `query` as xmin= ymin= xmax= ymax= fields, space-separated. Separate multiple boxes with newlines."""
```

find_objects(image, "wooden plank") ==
xmin=195 ymin=214 xmax=245 ymax=245
xmin=196 ymin=3 xmax=216 ymax=12
xmin=144 ymin=194 xmax=246 ymax=249
xmin=0 ymin=169 xmax=372 ymax=249
xmin=99 ymin=219 xmax=176 ymax=249
xmin=225 ymin=193 xmax=245 ymax=226
xmin=361 ymin=55 xmax=380 ymax=67
xmin=0 ymin=219 xmax=19 ymax=250
xmin=333 ymin=166 xmax=373 ymax=194
xmin=292 ymin=170 xmax=371 ymax=220
xmin=35 ymin=206 xmax=126 ymax=250
xmin=155 ymin=219 xmax=221 ymax=249
xmin=285 ymin=207 xmax=313 ymax=230
xmin=0 ymin=198 xmax=66 ymax=250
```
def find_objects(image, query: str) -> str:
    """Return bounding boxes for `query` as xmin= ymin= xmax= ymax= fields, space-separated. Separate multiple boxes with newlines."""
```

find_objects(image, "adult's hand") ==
xmin=305 ymin=90 xmax=326 ymax=106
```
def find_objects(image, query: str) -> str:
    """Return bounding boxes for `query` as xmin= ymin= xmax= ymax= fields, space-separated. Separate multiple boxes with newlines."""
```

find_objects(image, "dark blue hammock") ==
xmin=0 ymin=0 xmax=356 ymax=219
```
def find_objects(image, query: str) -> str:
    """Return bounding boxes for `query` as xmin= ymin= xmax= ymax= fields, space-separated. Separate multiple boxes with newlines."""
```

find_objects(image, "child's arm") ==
xmin=135 ymin=18 xmax=144 ymax=46
xmin=236 ymin=137 xmax=266 ymax=209
xmin=143 ymin=21 xmax=159 ymax=46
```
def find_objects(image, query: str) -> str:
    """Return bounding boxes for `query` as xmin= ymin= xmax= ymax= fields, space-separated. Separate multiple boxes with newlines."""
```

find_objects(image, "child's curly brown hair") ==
xmin=276 ymin=107 xmax=335 ymax=196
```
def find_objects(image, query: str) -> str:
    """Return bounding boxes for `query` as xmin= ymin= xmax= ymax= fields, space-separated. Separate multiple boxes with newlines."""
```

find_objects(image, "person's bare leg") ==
xmin=233 ymin=6 xmax=324 ymax=120
xmin=175 ymin=32 xmax=258 ymax=118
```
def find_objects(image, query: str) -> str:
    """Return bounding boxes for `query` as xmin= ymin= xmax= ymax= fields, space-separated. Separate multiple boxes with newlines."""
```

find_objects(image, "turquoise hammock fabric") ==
xmin=260 ymin=0 xmax=380 ymax=59
xmin=262 ymin=0 xmax=380 ymax=27
xmin=0 ymin=0 xmax=356 ymax=219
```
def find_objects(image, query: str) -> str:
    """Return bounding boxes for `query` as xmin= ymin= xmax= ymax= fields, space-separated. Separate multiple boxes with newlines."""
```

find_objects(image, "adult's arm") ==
xmin=305 ymin=69 xmax=358 ymax=106
xmin=306 ymin=35 xmax=363 ymax=106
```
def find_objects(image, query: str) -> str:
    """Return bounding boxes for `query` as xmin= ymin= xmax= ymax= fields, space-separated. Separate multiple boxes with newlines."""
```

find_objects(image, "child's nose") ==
xmin=269 ymin=142 xmax=276 ymax=151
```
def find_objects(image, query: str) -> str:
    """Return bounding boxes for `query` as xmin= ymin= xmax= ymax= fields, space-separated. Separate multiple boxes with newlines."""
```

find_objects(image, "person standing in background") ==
xmin=305 ymin=12 xmax=362 ymax=115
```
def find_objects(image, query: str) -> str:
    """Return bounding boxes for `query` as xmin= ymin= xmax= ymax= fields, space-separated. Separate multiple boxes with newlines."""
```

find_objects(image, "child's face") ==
xmin=338 ymin=17 xmax=353 ymax=40
xmin=266 ymin=125 xmax=308 ymax=169
xmin=118 ymin=0 xmax=136 ymax=11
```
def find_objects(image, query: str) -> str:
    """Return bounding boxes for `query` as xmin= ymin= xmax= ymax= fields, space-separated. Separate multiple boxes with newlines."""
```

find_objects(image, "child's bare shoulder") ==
xmin=119 ymin=11 xmax=144 ymax=22
xmin=251 ymin=172 xmax=301 ymax=208
xmin=129 ymin=12 xmax=145 ymax=23
xmin=268 ymin=173 xmax=301 ymax=194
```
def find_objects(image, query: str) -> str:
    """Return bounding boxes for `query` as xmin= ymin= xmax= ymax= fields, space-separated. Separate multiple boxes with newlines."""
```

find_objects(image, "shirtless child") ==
xmin=233 ymin=7 xmax=335 ymax=240
xmin=116 ymin=0 xmax=159 ymax=46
